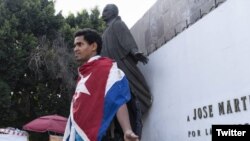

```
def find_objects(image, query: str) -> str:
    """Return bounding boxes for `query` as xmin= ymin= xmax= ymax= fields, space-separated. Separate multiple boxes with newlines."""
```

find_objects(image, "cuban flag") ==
xmin=63 ymin=56 xmax=131 ymax=141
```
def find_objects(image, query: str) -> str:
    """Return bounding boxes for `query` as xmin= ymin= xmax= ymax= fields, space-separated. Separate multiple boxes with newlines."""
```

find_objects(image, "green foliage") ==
xmin=0 ymin=0 xmax=105 ymax=133
xmin=0 ymin=80 xmax=16 ymax=127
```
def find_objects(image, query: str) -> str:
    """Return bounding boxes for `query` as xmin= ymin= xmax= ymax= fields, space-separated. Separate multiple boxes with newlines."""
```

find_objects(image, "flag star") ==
xmin=75 ymin=73 xmax=91 ymax=96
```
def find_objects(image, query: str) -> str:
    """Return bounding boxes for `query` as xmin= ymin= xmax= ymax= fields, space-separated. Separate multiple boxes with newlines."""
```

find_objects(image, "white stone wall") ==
xmin=138 ymin=0 xmax=250 ymax=140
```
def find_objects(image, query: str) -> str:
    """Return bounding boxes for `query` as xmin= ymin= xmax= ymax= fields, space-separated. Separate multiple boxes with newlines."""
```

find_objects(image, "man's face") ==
xmin=102 ymin=5 xmax=115 ymax=22
xmin=74 ymin=36 xmax=95 ymax=64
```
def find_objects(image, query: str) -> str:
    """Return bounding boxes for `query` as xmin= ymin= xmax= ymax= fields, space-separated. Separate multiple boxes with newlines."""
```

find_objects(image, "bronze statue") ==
xmin=101 ymin=4 xmax=152 ymax=139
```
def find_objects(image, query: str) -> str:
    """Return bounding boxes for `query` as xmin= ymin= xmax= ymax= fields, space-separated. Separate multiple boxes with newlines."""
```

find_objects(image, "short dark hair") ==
xmin=74 ymin=28 xmax=102 ymax=55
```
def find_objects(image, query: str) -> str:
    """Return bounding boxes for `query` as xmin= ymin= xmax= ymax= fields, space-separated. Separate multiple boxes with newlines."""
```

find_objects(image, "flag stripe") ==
xmin=98 ymin=70 xmax=131 ymax=140
xmin=104 ymin=62 xmax=124 ymax=95
xmin=63 ymin=104 xmax=90 ymax=141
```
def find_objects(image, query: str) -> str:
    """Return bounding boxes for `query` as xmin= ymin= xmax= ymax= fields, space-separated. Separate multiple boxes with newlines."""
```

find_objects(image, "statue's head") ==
xmin=102 ymin=4 xmax=119 ymax=22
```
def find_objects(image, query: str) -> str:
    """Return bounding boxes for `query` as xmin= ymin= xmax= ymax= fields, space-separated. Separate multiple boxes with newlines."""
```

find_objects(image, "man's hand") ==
xmin=134 ymin=52 xmax=149 ymax=65
xmin=124 ymin=130 xmax=139 ymax=141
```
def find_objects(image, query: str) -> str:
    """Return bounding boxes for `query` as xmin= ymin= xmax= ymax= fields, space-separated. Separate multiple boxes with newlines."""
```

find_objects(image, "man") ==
xmin=101 ymin=4 xmax=152 ymax=138
xmin=63 ymin=28 xmax=139 ymax=141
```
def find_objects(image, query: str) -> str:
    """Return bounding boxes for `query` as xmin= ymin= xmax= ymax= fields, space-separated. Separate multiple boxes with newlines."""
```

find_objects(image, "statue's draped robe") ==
xmin=101 ymin=16 xmax=152 ymax=137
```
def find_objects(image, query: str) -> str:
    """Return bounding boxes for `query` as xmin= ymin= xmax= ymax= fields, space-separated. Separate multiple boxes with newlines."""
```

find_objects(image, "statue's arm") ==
xmin=113 ymin=20 xmax=149 ymax=64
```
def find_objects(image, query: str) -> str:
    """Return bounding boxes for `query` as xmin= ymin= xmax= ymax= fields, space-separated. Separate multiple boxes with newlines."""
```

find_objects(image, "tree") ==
xmin=0 ymin=0 xmax=105 ymax=134
xmin=0 ymin=0 xmax=69 ymax=127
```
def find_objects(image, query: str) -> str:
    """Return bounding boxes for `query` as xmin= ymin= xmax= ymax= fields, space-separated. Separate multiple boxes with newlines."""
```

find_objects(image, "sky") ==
xmin=54 ymin=0 xmax=157 ymax=28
